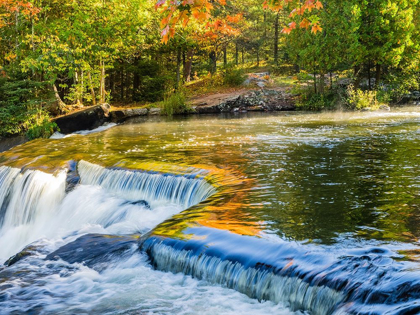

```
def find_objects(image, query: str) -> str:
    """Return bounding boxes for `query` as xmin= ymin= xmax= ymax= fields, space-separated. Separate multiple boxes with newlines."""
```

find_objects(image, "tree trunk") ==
xmin=242 ymin=47 xmax=245 ymax=64
xmin=109 ymin=70 xmax=115 ymax=98
xmin=209 ymin=50 xmax=217 ymax=75
xmin=88 ymin=72 xmax=96 ymax=105
xmin=176 ymin=47 xmax=182 ymax=89
xmin=133 ymin=60 xmax=140 ymax=100
xmin=274 ymin=12 xmax=280 ymax=65
xmin=87 ymin=72 xmax=96 ymax=105
xmin=80 ymin=70 xmax=84 ymax=105
xmin=368 ymin=61 xmax=372 ymax=90
xmin=354 ymin=65 xmax=361 ymax=89
xmin=120 ymin=63 xmax=124 ymax=100
xmin=375 ymin=64 xmax=381 ymax=89
xmin=183 ymin=49 xmax=193 ymax=82
xmin=74 ymin=71 xmax=82 ymax=105
xmin=100 ymin=60 xmax=106 ymax=103
xmin=313 ymin=72 xmax=317 ymax=94
xmin=53 ymin=83 xmax=66 ymax=114
xmin=319 ymin=72 xmax=325 ymax=94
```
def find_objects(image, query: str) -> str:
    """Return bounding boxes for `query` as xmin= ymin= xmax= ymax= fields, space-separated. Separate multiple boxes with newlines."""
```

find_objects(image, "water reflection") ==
xmin=1 ymin=108 xmax=419 ymax=245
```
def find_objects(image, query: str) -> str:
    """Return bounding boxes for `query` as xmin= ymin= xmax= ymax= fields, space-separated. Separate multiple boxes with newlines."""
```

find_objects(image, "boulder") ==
xmin=54 ymin=104 xmax=111 ymax=134
xmin=149 ymin=108 xmax=162 ymax=115
xmin=45 ymin=234 xmax=138 ymax=269
xmin=110 ymin=107 xmax=148 ymax=122
xmin=213 ymin=89 xmax=295 ymax=113
xmin=0 ymin=135 xmax=28 ymax=154
xmin=195 ymin=105 xmax=221 ymax=114
xmin=378 ymin=104 xmax=391 ymax=111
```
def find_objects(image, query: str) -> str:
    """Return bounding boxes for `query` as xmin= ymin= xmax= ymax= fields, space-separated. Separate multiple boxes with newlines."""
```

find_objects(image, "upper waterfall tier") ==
xmin=78 ymin=160 xmax=216 ymax=209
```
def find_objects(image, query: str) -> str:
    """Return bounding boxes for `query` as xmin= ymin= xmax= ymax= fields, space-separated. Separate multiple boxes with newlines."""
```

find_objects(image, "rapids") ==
xmin=0 ymin=107 xmax=419 ymax=314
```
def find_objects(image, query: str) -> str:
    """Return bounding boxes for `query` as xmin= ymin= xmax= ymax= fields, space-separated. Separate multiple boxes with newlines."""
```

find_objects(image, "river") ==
xmin=0 ymin=107 xmax=419 ymax=314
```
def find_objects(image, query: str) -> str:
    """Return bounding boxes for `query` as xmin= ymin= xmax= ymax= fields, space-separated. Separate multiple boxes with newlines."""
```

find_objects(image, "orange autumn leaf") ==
xmin=300 ymin=18 xmax=310 ymax=29
xmin=315 ymin=1 xmax=323 ymax=9
xmin=311 ymin=23 xmax=322 ymax=34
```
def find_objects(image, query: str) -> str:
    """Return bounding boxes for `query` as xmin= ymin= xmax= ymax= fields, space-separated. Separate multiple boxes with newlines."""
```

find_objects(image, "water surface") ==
xmin=0 ymin=107 xmax=419 ymax=314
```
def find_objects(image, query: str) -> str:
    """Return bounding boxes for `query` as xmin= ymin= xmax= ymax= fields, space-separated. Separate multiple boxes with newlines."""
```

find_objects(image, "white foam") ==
xmin=0 ymin=251 xmax=299 ymax=315
xmin=50 ymin=123 xmax=117 ymax=139
xmin=0 ymin=162 xmax=213 ymax=263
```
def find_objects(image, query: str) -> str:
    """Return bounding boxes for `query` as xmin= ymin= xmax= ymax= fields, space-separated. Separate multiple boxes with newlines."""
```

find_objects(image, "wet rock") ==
xmin=195 ymin=105 xmax=221 ymax=114
xmin=54 ymin=104 xmax=111 ymax=134
xmin=5 ymin=245 xmax=41 ymax=267
xmin=124 ymin=200 xmax=151 ymax=209
xmin=149 ymin=108 xmax=162 ymax=115
xmin=110 ymin=108 xmax=148 ymax=122
xmin=0 ymin=135 xmax=28 ymax=154
xmin=46 ymin=234 xmax=138 ymax=269
xmin=247 ymin=105 xmax=265 ymax=112
xmin=65 ymin=160 xmax=80 ymax=193
xmin=378 ymin=104 xmax=391 ymax=111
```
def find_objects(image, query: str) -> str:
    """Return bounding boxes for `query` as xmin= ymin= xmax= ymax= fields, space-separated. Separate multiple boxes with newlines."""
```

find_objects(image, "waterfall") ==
xmin=141 ymin=228 xmax=420 ymax=315
xmin=145 ymin=242 xmax=345 ymax=315
xmin=0 ymin=162 xmax=216 ymax=263
xmin=78 ymin=160 xmax=216 ymax=208
xmin=0 ymin=166 xmax=67 ymax=262
xmin=0 ymin=166 xmax=21 ymax=225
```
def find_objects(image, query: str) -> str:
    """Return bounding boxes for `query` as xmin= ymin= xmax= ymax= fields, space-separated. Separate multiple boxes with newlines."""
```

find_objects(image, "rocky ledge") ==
xmin=192 ymin=89 xmax=295 ymax=114
xmin=110 ymin=89 xmax=295 ymax=122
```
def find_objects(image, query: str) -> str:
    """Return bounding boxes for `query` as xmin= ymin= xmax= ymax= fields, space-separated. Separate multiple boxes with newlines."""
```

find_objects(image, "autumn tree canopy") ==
xmin=0 ymin=0 xmax=419 ymax=137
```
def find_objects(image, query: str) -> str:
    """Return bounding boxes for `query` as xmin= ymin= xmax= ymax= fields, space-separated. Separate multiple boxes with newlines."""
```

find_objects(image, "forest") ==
xmin=0 ymin=0 xmax=419 ymax=138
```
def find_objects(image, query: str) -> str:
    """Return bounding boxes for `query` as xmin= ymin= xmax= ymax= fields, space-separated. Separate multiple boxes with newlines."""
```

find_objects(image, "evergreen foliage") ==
xmin=0 ymin=0 xmax=419 ymax=137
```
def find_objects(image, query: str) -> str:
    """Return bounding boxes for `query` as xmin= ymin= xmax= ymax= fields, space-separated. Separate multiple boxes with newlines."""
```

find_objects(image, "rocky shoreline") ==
xmin=55 ymin=89 xmax=296 ymax=132
xmin=111 ymin=89 xmax=295 ymax=122
xmin=0 ymin=89 xmax=295 ymax=153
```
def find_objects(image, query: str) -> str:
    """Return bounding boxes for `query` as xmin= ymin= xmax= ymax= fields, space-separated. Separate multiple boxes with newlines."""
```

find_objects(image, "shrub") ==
xmin=384 ymin=70 xmax=419 ymax=104
xmin=346 ymin=85 xmax=378 ymax=110
xmin=0 ymin=70 xmax=56 ymax=138
xmin=223 ymin=68 xmax=245 ymax=87
xmin=161 ymin=90 xmax=191 ymax=116
xmin=296 ymin=90 xmax=339 ymax=111
xmin=26 ymin=116 xmax=59 ymax=140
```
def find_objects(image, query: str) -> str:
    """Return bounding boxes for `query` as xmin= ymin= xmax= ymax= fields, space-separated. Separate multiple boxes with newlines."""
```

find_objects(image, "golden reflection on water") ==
xmin=1 ymin=108 xmax=420 ymax=244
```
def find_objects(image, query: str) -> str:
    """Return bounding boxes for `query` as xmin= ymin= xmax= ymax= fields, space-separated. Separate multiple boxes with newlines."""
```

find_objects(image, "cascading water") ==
xmin=144 ymin=242 xmax=345 ymax=315
xmin=142 ymin=228 xmax=420 ymax=315
xmin=78 ymin=160 xmax=216 ymax=208
xmin=0 ymin=161 xmax=216 ymax=263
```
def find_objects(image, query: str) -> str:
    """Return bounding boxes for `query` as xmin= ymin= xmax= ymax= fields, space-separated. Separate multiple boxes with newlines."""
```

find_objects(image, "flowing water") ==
xmin=0 ymin=107 xmax=419 ymax=314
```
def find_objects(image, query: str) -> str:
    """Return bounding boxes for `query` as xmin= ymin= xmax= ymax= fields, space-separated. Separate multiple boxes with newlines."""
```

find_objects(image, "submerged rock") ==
xmin=45 ymin=234 xmax=138 ymax=269
xmin=4 ymin=245 xmax=40 ymax=267
xmin=379 ymin=104 xmax=391 ymax=111
xmin=149 ymin=108 xmax=162 ymax=115
xmin=124 ymin=200 xmax=151 ymax=209
xmin=65 ymin=160 xmax=80 ymax=193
